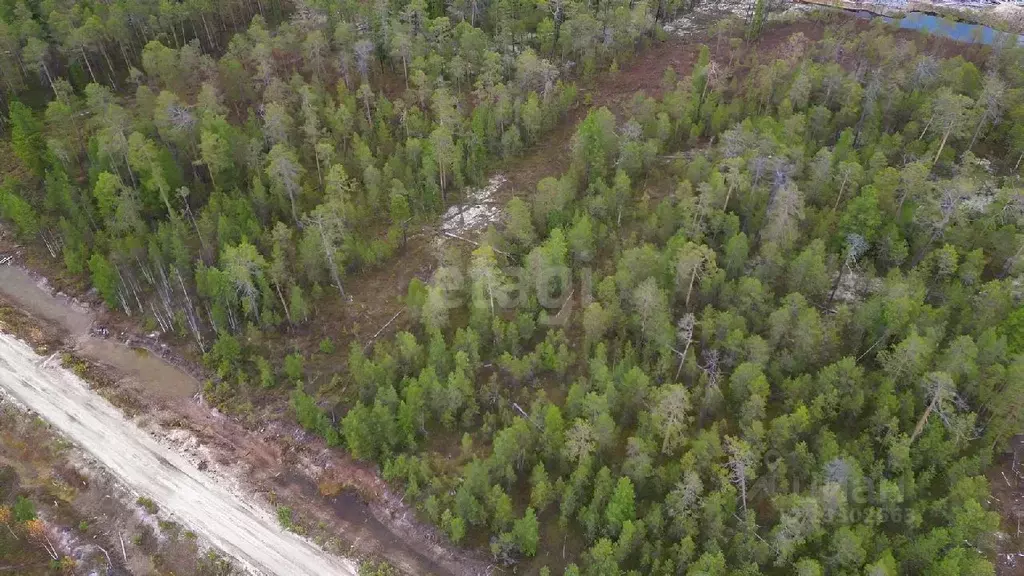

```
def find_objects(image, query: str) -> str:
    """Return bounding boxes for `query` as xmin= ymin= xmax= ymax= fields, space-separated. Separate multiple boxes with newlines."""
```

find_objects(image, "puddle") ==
xmin=78 ymin=339 xmax=200 ymax=399
xmin=860 ymin=10 xmax=1024 ymax=45
xmin=0 ymin=265 xmax=92 ymax=334
xmin=0 ymin=264 xmax=199 ymax=400
xmin=798 ymin=1 xmax=1024 ymax=46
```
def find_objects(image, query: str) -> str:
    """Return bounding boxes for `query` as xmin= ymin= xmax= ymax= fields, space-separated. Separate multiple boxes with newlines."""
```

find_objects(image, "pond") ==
xmin=856 ymin=10 xmax=1024 ymax=46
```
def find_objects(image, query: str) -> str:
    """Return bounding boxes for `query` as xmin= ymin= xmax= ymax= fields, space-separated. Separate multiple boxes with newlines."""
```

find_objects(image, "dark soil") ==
xmin=989 ymin=447 xmax=1024 ymax=576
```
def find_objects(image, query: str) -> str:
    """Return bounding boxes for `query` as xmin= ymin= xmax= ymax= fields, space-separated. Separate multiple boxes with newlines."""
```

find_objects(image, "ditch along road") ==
xmin=0 ymin=330 xmax=359 ymax=576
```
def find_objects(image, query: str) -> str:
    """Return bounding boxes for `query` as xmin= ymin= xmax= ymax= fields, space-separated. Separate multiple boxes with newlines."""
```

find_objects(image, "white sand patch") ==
xmin=774 ymin=2 xmax=823 ymax=18
xmin=159 ymin=427 xmax=249 ymax=500
xmin=992 ymin=2 xmax=1024 ymax=29
xmin=718 ymin=0 xmax=755 ymax=17
xmin=661 ymin=0 xmax=767 ymax=38
xmin=663 ymin=16 xmax=703 ymax=36
xmin=441 ymin=174 xmax=508 ymax=235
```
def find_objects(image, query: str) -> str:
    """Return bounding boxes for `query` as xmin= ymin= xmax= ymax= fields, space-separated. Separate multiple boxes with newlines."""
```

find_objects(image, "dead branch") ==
xmin=857 ymin=329 xmax=890 ymax=362
xmin=549 ymin=288 xmax=575 ymax=326
xmin=512 ymin=402 xmax=542 ymax=430
xmin=911 ymin=392 xmax=940 ymax=443
xmin=96 ymin=545 xmax=112 ymax=568
xmin=40 ymin=533 xmax=58 ymax=560
xmin=39 ymin=352 xmax=58 ymax=369
xmin=370 ymin=309 xmax=403 ymax=341
xmin=673 ymin=314 xmax=696 ymax=380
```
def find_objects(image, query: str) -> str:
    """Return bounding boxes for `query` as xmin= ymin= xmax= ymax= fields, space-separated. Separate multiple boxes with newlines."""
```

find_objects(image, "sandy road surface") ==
xmin=0 ymin=331 xmax=358 ymax=576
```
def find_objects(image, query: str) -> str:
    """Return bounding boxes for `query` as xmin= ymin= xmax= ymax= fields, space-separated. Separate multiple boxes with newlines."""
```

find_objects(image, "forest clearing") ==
xmin=3 ymin=0 xmax=1024 ymax=574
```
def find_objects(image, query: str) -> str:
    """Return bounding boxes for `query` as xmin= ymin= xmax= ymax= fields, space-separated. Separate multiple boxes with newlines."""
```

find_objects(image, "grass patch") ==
xmin=136 ymin=496 xmax=159 ymax=514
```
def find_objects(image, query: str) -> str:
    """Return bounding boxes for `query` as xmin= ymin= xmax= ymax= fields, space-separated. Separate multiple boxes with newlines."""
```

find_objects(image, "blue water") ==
xmin=855 ymin=10 xmax=1024 ymax=46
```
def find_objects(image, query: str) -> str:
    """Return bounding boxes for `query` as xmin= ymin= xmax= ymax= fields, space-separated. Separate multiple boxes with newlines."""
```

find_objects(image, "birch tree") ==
xmin=910 ymin=371 xmax=975 ymax=445
xmin=303 ymin=164 xmax=353 ymax=298
xmin=762 ymin=180 xmax=805 ymax=249
xmin=21 ymin=37 xmax=56 ymax=95
xmin=926 ymin=88 xmax=973 ymax=164
xmin=631 ymin=277 xmax=672 ymax=351
xmin=199 ymin=126 xmax=231 ymax=190
xmin=724 ymin=435 xmax=757 ymax=518
xmin=263 ymin=101 xmax=293 ymax=146
xmin=430 ymin=125 xmax=456 ymax=199
xmin=652 ymin=384 xmax=690 ymax=455
xmin=266 ymin=143 xmax=305 ymax=226
xmin=968 ymin=74 xmax=1005 ymax=152
xmin=221 ymin=240 xmax=267 ymax=320
xmin=675 ymin=242 xmax=717 ymax=309
xmin=469 ymin=243 xmax=505 ymax=317
xmin=267 ymin=222 xmax=294 ymax=323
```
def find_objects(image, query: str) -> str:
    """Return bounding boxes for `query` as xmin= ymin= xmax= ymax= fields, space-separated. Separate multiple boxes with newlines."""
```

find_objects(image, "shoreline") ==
xmin=792 ymin=0 xmax=1024 ymax=32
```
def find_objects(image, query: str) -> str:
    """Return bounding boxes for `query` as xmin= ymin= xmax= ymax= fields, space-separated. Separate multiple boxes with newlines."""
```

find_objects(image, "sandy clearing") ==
xmin=0 ymin=331 xmax=358 ymax=576
xmin=441 ymin=174 xmax=508 ymax=235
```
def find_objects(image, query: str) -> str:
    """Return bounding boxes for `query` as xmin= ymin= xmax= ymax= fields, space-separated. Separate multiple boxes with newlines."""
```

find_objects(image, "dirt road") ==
xmin=0 ymin=331 xmax=358 ymax=576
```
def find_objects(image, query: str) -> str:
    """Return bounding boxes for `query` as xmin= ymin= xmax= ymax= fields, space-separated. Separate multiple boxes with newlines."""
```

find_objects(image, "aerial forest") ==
xmin=3 ymin=0 xmax=1024 ymax=574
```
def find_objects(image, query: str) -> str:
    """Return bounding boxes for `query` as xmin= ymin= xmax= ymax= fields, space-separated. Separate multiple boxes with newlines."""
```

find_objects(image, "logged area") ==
xmin=5 ymin=0 xmax=1024 ymax=574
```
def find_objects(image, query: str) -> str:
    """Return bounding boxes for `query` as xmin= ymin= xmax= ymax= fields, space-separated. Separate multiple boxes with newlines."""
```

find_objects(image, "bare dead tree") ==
xmin=910 ymin=180 xmax=971 ymax=267
xmin=39 ymin=229 xmax=62 ymax=259
xmin=910 ymin=372 xmax=978 ymax=445
xmin=969 ymin=73 xmax=1006 ymax=152
xmin=354 ymin=39 xmax=375 ymax=81
xmin=725 ymin=436 xmax=756 ymax=518
xmin=133 ymin=253 xmax=155 ymax=286
xmin=151 ymin=260 xmax=177 ymax=333
xmin=827 ymin=233 xmax=869 ymax=307
xmin=305 ymin=208 xmax=347 ymax=299
xmin=177 ymin=187 xmax=209 ymax=259
xmin=173 ymin=267 xmax=206 ymax=352
xmin=672 ymin=313 xmax=696 ymax=381
xmin=697 ymin=348 xmax=722 ymax=427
